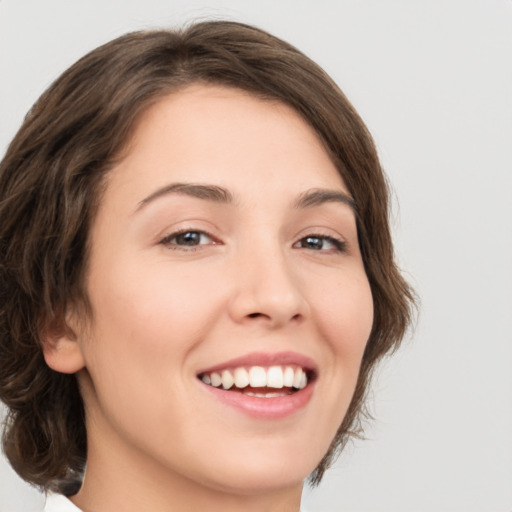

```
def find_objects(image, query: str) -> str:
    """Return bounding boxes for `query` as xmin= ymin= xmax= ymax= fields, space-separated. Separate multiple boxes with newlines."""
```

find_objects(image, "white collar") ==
xmin=44 ymin=493 xmax=82 ymax=512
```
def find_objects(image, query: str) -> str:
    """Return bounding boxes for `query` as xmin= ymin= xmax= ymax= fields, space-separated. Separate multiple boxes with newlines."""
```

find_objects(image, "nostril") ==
xmin=248 ymin=312 xmax=263 ymax=318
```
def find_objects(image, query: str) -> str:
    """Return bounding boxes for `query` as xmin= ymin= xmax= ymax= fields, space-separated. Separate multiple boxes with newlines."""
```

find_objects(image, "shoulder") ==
xmin=44 ymin=494 xmax=82 ymax=512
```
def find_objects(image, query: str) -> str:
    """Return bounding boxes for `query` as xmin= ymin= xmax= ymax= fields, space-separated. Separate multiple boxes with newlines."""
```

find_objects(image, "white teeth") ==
xmin=221 ymin=370 xmax=234 ymax=390
xmin=234 ymin=367 xmax=250 ymax=388
xmin=244 ymin=391 xmax=287 ymax=398
xmin=267 ymin=366 xmax=284 ymax=388
xmin=201 ymin=365 xmax=310 ymax=391
xmin=283 ymin=366 xmax=295 ymax=387
xmin=292 ymin=368 xmax=303 ymax=389
xmin=210 ymin=372 xmax=222 ymax=387
xmin=249 ymin=366 xmax=267 ymax=387
xmin=299 ymin=371 xmax=307 ymax=390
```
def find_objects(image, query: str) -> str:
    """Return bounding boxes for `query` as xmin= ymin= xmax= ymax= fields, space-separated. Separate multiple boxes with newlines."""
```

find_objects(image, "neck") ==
xmin=72 ymin=482 xmax=302 ymax=512
xmin=72 ymin=464 xmax=302 ymax=512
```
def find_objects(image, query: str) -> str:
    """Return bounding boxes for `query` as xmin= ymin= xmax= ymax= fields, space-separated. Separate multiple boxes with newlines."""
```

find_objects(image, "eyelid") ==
xmin=158 ymin=227 xmax=221 ymax=249
xmin=292 ymin=229 xmax=348 ymax=252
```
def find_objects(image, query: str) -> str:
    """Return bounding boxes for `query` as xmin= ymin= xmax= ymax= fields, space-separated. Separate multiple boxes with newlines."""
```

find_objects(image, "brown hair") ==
xmin=0 ymin=20 xmax=414 ymax=493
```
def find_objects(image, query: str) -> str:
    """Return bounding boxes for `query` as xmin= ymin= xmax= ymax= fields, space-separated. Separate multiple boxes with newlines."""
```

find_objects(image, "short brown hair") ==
xmin=0 ymin=20 xmax=414 ymax=493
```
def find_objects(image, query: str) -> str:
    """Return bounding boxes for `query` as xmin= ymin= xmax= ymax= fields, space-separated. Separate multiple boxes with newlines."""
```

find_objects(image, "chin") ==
xmin=202 ymin=464 xmax=309 ymax=496
xmin=190 ymin=442 xmax=323 ymax=496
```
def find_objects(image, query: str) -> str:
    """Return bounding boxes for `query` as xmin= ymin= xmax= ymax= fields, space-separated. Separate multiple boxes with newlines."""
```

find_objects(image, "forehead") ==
xmin=105 ymin=84 xmax=348 ymax=206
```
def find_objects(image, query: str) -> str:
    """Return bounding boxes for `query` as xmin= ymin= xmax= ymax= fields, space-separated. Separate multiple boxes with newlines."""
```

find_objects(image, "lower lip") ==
xmin=200 ymin=382 xmax=315 ymax=419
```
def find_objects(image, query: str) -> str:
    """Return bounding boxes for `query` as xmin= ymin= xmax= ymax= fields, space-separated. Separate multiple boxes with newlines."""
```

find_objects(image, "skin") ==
xmin=44 ymin=85 xmax=374 ymax=512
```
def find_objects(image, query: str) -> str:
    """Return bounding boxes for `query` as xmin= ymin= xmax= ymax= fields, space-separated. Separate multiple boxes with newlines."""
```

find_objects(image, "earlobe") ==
xmin=41 ymin=319 xmax=86 ymax=374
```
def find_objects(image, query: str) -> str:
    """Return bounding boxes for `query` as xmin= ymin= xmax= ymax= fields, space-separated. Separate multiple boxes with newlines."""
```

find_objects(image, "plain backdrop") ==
xmin=1 ymin=1 xmax=511 ymax=511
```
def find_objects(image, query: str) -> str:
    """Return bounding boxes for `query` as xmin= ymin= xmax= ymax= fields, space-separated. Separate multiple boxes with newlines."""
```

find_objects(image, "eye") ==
xmin=294 ymin=235 xmax=346 ymax=252
xmin=159 ymin=230 xmax=216 ymax=249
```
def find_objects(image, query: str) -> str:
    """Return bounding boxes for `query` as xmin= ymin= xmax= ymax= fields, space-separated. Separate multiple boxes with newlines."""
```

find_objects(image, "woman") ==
xmin=0 ymin=21 xmax=414 ymax=511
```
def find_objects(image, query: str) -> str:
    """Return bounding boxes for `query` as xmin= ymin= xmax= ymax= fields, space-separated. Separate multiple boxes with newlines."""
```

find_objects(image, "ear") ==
xmin=41 ymin=314 xmax=86 ymax=374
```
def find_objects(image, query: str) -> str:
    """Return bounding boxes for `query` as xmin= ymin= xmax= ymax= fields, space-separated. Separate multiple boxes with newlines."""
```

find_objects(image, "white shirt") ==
xmin=44 ymin=494 xmax=82 ymax=512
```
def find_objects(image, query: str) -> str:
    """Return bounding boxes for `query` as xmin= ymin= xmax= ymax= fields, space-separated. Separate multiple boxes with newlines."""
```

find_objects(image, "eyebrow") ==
xmin=136 ymin=182 xmax=356 ymax=214
xmin=136 ymin=183 xmax=233 ymax=211
xmin=293 ymin=188 xmax=357 ymax=212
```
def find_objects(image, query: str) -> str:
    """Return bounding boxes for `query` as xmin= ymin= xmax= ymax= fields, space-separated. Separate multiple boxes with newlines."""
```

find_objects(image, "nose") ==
xmin=227 ymin=245 xmax=308 ymax=329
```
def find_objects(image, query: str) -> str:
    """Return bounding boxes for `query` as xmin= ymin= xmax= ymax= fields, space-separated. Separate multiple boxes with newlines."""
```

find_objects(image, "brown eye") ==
xmin=160 ymin=230 xmax=214 ymax=248
xmin=294 ymin=235 xmax=346 ymax=252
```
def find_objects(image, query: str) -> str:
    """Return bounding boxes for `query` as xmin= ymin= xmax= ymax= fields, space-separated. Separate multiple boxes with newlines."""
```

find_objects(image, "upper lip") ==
xmin=196 ymin=351 xmax=317 ymax=376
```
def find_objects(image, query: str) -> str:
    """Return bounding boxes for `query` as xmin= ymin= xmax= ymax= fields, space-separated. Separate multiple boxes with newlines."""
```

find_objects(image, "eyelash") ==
xmin=293 ymin=234 xmax=347 ymax=253
xmin=159 ymin=229 xmax=218 ymax=251
xmin=159 ymin=229 xmax=346 ymax=253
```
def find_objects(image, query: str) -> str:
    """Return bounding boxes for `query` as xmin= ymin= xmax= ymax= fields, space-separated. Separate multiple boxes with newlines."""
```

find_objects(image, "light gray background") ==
xmin=1 ymin=1 xmax=511 ymax=511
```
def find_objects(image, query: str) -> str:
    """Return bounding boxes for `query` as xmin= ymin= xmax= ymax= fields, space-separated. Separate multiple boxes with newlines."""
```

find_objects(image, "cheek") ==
xmin=301 ymin=271 xmax=373 ymax=455
xmin=83 ymin=259 xmax=226 ymax=370
xmin=315 ymin=271 xmax=374 ymax=377
xmin=321 ymin=271 xmax=373 ymax=339
xmin=77 ymin=263 xmax=226 ymax=439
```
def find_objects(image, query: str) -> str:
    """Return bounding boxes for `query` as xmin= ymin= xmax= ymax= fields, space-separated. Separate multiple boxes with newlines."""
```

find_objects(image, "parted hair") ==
xmin=0 ymin=20 xmax=415 ymax=494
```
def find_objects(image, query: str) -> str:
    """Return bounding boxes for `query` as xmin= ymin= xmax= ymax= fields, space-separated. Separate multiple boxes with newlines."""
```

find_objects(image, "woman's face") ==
xmin=73 ymin=85 xmax=373 ymax=494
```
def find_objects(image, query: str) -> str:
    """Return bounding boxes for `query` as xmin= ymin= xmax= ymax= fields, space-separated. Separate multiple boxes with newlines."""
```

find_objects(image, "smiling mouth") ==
xmin=198 ymin=365 xmax=312 ymax=398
